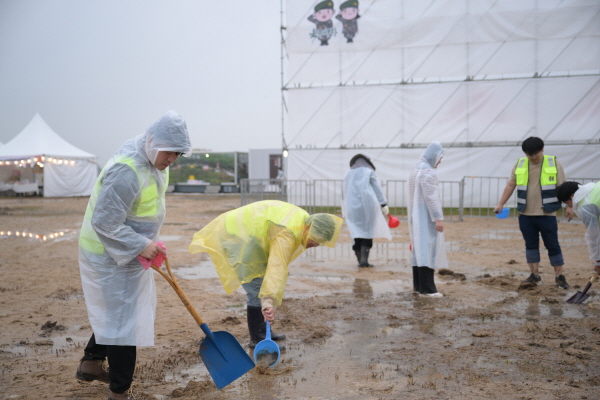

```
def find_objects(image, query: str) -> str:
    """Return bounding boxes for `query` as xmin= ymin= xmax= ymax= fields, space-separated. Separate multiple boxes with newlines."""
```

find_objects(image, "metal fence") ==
xmin=240 ymin=177 xmax=597 ymax=220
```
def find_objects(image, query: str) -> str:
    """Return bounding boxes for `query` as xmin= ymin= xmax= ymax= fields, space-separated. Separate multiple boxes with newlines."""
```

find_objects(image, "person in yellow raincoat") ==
xmin=189 ymin=200 xmax=343 ymax=348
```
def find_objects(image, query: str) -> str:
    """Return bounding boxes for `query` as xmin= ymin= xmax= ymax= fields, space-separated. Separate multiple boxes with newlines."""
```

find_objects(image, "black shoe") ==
xmin=76 ymin=359 xmax=109 ymax=383
xmin=522 ymin=273 xmax=541 ymax=285
xmin=555 ymin=275 xmax=569 ymax=289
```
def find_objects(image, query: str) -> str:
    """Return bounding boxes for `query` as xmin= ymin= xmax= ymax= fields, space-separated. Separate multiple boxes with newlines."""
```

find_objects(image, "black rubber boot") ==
xmin=354 ymin=249 xmax=361 ymax=265
xmin=247 ymin=306 xmax=286 ymax=349
xmin=412 ymin=266 xmax=420 ymax=293
xmin=359 ymin=246 xmax=373 ymax=268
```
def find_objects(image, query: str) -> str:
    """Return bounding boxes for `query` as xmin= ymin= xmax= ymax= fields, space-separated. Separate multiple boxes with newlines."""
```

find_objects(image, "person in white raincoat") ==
xmin=343 ymin=154 xmax=391 ymax=268
xmin=407 ymin=142 xmax=447 ymax=297
xmin=76 ymin=111 xmax=192 ymax=400
xmin=557 ymin=181 xmax=600 ymax=275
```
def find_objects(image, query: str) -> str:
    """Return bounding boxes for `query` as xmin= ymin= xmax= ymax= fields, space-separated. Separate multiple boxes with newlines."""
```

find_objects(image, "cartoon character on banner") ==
xmin=308 ymin=1 xmax=337 ymax=46
xmin=336 ymin=0 xmax=360 ymax=43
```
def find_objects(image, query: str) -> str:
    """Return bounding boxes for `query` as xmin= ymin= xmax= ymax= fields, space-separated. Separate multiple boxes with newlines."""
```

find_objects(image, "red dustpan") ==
xmin=388 ymin=214 xmax=400 ymax=228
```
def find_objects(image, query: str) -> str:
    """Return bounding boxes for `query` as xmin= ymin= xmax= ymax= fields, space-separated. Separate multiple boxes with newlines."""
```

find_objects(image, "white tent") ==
xmin=282 ymin=0 xmax=600 ymax=190
xmin=0 ymin=114 xmax=98 ymax=197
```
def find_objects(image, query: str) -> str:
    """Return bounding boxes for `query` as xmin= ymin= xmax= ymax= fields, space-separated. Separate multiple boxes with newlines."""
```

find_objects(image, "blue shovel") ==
xmin=152 ymin=258 xmax=254 ymax=389
xmin=253 ymin=321 xmax=281 ymax=368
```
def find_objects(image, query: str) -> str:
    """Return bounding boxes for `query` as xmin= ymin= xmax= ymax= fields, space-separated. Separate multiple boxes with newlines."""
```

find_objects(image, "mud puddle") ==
xmin=1 ymin=331 xmax=89 ymax=356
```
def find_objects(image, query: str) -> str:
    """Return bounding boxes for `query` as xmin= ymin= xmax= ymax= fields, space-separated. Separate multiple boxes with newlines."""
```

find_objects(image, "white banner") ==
xmin=282 ymin=1 xmax=600 ymax=185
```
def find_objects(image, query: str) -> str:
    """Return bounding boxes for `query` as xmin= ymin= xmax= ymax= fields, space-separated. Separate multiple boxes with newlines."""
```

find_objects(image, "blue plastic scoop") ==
xmin=495 ymin=208 xmax=510 ymax=219
xmin=253 ymin=321 xmax=280 ymax=368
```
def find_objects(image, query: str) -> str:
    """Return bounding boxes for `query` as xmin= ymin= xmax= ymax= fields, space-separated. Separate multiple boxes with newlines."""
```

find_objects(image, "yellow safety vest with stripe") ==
xmin=79 ymin=156 xmax=165 ymax=254
xmin=515 ymin=155 xmax=561 ymax=212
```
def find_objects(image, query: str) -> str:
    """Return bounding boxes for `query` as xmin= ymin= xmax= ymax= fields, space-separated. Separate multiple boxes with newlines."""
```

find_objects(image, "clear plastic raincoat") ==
xmin=189 ymin=200 xmax=343 ymax=306
xmin=572 ymin=182 xmax=600 ymax=262
xmin=78 ymin=111 xmax=191 ymax=346
xmin=407 ymin=142 xmax=448 ymax=270
xmin=342 ymin=157 xmax=391 ymax=240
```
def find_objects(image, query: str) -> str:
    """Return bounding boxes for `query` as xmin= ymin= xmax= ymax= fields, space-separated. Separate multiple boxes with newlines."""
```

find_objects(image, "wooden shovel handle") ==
xmin=152 ymin=258 xmax=205 ymax=326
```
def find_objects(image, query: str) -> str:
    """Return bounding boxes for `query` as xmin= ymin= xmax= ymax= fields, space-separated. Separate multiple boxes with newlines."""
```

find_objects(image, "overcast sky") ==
xmin=0 ymin=0 xmax=283 ymax=165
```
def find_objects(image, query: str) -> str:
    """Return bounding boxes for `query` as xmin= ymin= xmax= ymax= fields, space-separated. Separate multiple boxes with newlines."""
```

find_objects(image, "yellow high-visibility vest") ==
xmin=79 ymin=156 xmax=164 ymax=254
xmin=515 ymin=155 xmax=560 ymax=212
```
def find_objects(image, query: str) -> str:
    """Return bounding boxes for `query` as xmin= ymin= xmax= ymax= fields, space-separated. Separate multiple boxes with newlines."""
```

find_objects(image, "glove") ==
xmin=138 ymin=241 xmax=167 ymax=270
xmin=381 ymin=205 xmax=390 ymax=216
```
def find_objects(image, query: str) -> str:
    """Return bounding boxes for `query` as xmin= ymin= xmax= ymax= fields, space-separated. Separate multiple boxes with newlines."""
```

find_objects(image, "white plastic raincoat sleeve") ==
xmin=370 ymin=172 xmax=387 ymax=206
xmin=574 ymin=182 xmax=600 ymax=262
xmin=92 ymin=164 xmax=152 ymax=265
xmin=581 ymin=206 xmax=600 ymax=262
xmin=421 ymin=172 xmax=444 ymax=222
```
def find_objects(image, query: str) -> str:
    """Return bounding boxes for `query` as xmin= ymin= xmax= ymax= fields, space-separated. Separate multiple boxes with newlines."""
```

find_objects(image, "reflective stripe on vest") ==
xmin=79 ymin=156 xmax=164 ymax=254
xmin=515 ymin=155 xmax=560 ymax=212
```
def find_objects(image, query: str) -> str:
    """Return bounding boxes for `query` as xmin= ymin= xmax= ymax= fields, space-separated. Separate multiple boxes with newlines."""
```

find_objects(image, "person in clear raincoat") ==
xmin=407 ymin=142 xmax=447 ymax=297
xmin=76 ymin=111 xmax=192 ymax=400
xmin=557 ymin=181 xmax=600 ymax=275
xmin=189 ymin=200 xmax=343 ymax=348
xmin=343 ymin=154 xmax=391 ymax=268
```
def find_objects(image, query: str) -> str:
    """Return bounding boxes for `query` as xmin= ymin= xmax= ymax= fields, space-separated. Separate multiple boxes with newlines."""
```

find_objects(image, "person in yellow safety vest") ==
xmin=557 ymin=181 xmax=600 ymax=275
xmin=76 ymin=111 xmax=192 ymax=400
xmin=189 ymin=200 xmax=343 ymax=349
xmin=494 ymin=136 xmax=574 ymax=290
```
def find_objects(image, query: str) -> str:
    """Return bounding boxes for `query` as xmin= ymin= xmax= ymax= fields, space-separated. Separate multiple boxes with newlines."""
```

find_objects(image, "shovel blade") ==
xmin=572 ymin=293 xmax=590 ymax=304
xmin=199 ymin=331 xmax=255 ymax=389
xmin=566 ymin=291 xmax=583 ymax=303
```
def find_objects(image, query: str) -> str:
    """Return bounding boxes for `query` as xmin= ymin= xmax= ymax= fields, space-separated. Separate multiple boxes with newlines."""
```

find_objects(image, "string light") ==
xmin=0 ymin=230 xmax=73 ymax=242
xmin=0 ymin=156 xmax=77 ymax=166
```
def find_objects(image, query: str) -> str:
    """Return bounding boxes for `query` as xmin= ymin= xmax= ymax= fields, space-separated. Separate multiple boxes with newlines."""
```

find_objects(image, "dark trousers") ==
xmin=412 ymin=266 xmax=437 ymax=294
xmin=352 ymin=238 xmax=373 ymax=252
xmin=518 ymin=214 xmax=564 ymax=266
xmin=82 ymin=333 xmax=136 ymax=394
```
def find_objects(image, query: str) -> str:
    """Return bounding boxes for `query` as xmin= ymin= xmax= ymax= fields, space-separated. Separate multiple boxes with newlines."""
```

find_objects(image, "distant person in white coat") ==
xmin=343 ymin=154 xmax=391 ymax=267
xmin=407 ymin=142 xmax=447 ymax=297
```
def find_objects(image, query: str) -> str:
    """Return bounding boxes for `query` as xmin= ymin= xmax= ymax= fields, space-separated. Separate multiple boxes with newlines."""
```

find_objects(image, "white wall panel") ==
xmin=283 ymin=0 xmax=600 ymax=184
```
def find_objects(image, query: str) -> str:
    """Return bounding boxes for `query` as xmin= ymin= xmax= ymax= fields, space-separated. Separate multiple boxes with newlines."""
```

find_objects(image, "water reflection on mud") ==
xmin=159 ymin=237 xmax=594 ymax=398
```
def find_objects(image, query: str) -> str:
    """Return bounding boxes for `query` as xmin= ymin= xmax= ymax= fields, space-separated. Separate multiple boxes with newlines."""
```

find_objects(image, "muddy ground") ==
xmin=1 ymin=194 xmax=599 ymax=400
